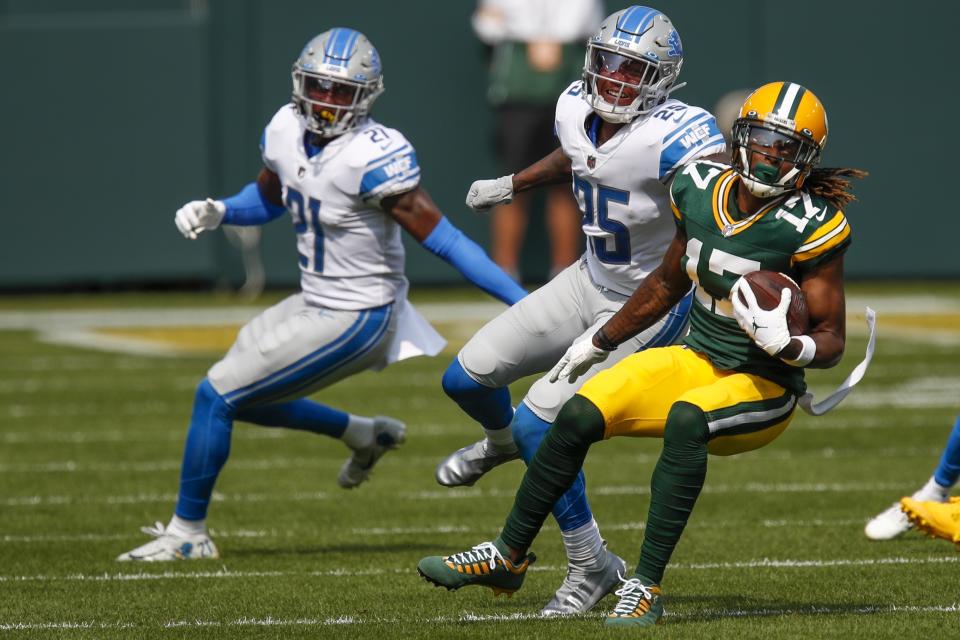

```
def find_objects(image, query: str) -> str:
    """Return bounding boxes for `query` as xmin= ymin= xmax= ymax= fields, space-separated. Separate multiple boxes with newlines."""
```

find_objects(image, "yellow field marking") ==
xmin=95 ymin=319 xmax=486 ymax=356
xmin=97 ymin=326 xmax=240 ymax=353
xmin=878 ymin=313 xmax=960 ymax=332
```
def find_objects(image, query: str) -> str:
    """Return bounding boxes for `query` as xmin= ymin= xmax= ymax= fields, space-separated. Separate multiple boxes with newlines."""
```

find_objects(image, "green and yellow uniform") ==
xmin=579 ymin=160 xmax=851 ymax=455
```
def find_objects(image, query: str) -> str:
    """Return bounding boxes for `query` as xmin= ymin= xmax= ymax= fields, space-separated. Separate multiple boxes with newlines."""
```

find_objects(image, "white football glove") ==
xmin=730 ymin=277 xmax=793 ymax=356
xmin=548 ymin=333 xmax=611 ymax=384
xmin=174 ymin=198 xmax=226 ymax=240
xmin=465 ymin=174 xmax=514 ymax=212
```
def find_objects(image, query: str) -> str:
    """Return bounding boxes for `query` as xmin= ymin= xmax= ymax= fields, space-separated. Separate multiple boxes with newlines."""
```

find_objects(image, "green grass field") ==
xmin=1 ymin=285 xmax=959 ymax=639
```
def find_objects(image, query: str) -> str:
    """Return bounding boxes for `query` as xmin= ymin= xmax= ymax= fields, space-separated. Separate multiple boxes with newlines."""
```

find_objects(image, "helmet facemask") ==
xmin=582 ymin=44 xmax=682 ymax=123
xmin=732 ymin=121 xmax=821 ymax=197
xmin=292 ymin=69 xmax=383 ymax=138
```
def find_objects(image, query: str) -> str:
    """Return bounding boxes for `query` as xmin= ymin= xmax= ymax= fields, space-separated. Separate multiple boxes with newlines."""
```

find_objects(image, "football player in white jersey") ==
xmin=117 ymin=28 xmax=526 ymax=562
xmin=429 ymin=6 xmax=725 ymax=614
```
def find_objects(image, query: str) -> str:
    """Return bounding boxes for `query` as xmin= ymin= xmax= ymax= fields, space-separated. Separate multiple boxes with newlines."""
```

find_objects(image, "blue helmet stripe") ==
xmin=323 ymin=28 xmax=345 ymax=63
xmin=323 ymin=27 xmax=359 ymax=64
xmin=615 ymin=6 xmax=659 ymax=42
xmin=340 ymin=28 xmax=360 ymax=60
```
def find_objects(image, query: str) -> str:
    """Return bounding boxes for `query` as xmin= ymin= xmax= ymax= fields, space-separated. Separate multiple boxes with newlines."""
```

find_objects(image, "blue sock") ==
xmin=441 ymin=359 xmax=513 ymax=430
xmin=934 ymin=415 xmax=960 ymax=488
xmin=513 ymin=403 xmax=594 ymax=532
xmin=236 ymin=399 xmax=349 ymax=438
xmin=175 ymin=379 xmax=235 ymax=521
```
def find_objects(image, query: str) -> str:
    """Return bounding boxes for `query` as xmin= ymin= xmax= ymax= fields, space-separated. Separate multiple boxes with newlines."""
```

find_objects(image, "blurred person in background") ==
xmin=866 ymin=415 xmax=960 ymax=541
xmin=117 ymin=27 xmax=526 ymax=562
xmin=472 ymin=0 xmax=605 ymax=282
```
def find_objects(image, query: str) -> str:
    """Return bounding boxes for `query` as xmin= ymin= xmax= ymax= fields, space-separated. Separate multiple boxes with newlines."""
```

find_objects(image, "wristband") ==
xmin=782 ymin=334 xmax=816 ymax=367
xmin=593 ymin=326 xmax=618 ymax=352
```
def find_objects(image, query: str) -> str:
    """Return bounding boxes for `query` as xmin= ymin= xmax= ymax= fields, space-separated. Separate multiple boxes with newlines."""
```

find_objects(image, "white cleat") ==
xmin=435 ymin=438 xmax=520 ymax=487
xmin=338 ymin=415 xmax=406 ymax=489
xmin=540 ymin=545 xmax=627 ymax=616
xmin=864 ymin=501 xmax=913 ymax=540
xmin=116 ymin=522 xmax=219 ymax=562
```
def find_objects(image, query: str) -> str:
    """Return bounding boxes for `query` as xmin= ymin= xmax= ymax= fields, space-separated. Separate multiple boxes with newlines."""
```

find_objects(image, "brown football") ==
xmin=738 ymin=271 xmax=810 ymax=336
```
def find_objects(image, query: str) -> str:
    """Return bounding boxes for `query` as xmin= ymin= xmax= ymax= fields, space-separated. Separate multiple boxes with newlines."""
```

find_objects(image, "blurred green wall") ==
xmin=2 ymin=0 xmax=958 ymax=289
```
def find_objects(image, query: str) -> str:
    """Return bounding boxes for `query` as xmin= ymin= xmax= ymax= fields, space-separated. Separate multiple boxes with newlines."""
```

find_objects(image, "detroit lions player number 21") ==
xmin=118 ymin=28 xmax=525 ymax=562
xmin=426 ymin=6 xmax=724 ymax=615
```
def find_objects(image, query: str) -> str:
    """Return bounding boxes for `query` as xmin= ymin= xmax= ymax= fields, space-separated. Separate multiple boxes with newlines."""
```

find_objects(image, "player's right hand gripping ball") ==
xmin=731 ymin=271 xmax=810 ymax=356
xmin=738 ymin=271 xmax=810 ymax=336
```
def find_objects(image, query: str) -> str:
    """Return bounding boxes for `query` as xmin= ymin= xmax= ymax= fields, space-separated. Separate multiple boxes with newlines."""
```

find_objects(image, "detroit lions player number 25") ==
xmin=426 ymin=6 xmax=725 ymax=615
xmin=118 ymin=28 xmax=525 ymax=562
xmin=420 ymin=81 xmax=876 ymax=627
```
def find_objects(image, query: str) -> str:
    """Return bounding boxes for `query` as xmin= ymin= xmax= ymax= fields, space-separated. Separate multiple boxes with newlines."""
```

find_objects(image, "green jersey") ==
xmin=670 ymin=161 xmax=852 ymax=394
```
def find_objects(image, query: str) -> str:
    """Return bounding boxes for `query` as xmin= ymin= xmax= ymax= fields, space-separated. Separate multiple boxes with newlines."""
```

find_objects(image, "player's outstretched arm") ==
xmin=598 ymin=229 xmax=692 ymax=346
xmin=549 ymin=230 xmax=691 ymax=382
xmin=381 ymin=187 xmax=527 ymax=306
xmin=173 ymin=168 xmax=286 ymax=239
xmin=465 ymin=147 xmax=572 ymax=212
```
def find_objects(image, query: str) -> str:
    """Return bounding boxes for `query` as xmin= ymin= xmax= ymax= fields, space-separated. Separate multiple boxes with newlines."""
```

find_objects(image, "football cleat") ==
xmin=541 ymin=545 xmax=626 ymax=616
xmin=900 ymin=496 xmax=960 ymax=547
xmin=435 ymin=439 xmax=520 ymax=487
xmin=864 ymin=501 xmax=914 ymax=540
xmin=417 ymin=540 xmax=535 ymax=596
xmin=116 ymin=522 xmax=218 ymax=562
xmin=338 ymin=415 xmax=406 ymax=489
xmin=605 ymin=574 xmax=665 ymax=627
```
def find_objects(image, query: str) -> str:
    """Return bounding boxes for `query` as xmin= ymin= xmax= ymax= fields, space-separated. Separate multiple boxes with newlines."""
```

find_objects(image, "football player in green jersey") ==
xmin=417 ymin=81 xmax=870 ymax=627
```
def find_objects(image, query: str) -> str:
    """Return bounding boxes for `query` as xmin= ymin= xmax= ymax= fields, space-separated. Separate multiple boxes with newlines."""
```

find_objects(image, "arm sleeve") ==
xmin=422 ymin=216 xmax=527 ymax=306
xmin=220 ymin=182 xmax=286 ymax=226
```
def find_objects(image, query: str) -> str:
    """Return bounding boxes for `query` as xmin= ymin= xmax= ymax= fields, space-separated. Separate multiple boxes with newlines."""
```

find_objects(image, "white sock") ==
xmin=341 ymin=415 xmax=375 ymax=449
xmin=167 ymin=514 xmax=206 ymax=537
xmin=484 ymin=425 xmax=516 ymax=451
xmin=561 ymin=518 xmax=605 ymax=567
xmin=912 ymin=476 xmax=950 ymax=502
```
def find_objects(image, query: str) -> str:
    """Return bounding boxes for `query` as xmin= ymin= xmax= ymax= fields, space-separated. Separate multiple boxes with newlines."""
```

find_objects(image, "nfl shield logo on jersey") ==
xmin=587 ymin=155 xmax=596 ymax=169
xmin=298 ymin=166 xmax=306 ymax=178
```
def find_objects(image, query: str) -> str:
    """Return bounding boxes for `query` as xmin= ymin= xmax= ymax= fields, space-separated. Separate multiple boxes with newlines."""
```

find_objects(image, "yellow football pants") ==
xmin=578 ymin=345 xmax=798 ymax=456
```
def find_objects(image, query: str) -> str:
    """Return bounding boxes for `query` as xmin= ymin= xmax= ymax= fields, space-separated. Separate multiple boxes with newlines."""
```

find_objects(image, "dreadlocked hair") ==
xmin=803 ymin=167 xmax=868 ymax=210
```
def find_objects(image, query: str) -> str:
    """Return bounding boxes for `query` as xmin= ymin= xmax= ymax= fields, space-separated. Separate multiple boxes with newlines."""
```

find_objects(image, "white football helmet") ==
xmin=582 ymin=6 xmax=685 ymax=123
xmin=292 ymin=28 xmax=384 ymax=138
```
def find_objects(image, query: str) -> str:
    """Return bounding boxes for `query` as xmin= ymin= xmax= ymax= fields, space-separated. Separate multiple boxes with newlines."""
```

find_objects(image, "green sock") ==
xmin=636 ymin=401 xmax=709 ymax=584
xmin=500 ymin=396 xmax=605 ymax=552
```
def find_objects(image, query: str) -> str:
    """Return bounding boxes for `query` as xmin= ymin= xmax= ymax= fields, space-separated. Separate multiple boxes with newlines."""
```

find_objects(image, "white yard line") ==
xmin=1 ymin=555 xmax=958 ymax=585
xmin=0 ymin=445 xmax=944 ymax=474
xmin=4 ymin=603 xmax=958 ymax=632
xmin=0 ymin=481 xmax=915 ymax=509
xmin=0 ymin=518 xmax=876 ymax=544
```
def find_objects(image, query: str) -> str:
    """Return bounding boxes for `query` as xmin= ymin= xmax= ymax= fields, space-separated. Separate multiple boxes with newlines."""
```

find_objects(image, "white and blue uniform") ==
xmin=208 ymin=106 xmax=444 ymax=403
xmin=458 ymin=82 xmax=725 ymax=423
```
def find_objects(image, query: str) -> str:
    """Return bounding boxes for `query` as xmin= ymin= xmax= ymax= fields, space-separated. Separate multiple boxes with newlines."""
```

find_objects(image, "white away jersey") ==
xmin=260 ymin=105 xmax=421 ymax=310
xmin=555 ymin=81 xmax=725 ymax=295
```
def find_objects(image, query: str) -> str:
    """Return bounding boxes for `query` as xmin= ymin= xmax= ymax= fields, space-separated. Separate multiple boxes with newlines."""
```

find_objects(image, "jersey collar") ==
xmin=712 ymin=170 xmax=786 ymax=237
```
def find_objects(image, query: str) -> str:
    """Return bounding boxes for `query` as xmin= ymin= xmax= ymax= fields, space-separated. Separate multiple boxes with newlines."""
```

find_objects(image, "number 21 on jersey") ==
xmin=285 ymin=186 xmax=324 ymax=271
xmin=573 ymin=175 xmax=631 ymax=264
